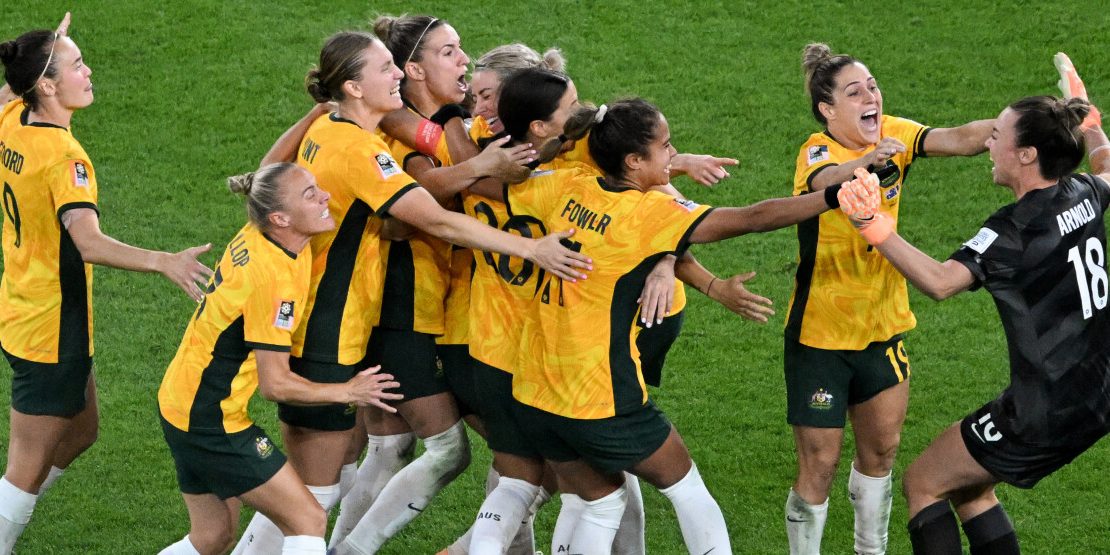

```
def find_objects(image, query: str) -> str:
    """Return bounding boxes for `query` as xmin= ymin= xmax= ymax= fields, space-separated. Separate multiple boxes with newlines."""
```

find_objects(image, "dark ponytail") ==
xmin=0 ymin=30 xmax=58 ymax=110
xmin=1009 ymin=95 xmax=1088 ymax=179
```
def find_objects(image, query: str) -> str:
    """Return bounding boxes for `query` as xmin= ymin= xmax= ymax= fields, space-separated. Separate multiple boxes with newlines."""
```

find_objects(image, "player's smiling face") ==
xmin=357 ymin=41 xmax=405 ymax=113
xmin=471 ymin=69 xmax=503 ymax=134
xmin=628 ymin=114 xmax=678 ymax=189
xmin=279 ymin=166 xmax=334 ymax=237
xmin=42 ymin=37 xmax=94 ymax=111
xmin=408 ymin=24 xmax=470 ymax=106
xmin=822 ymin=62 xmax=882 ymax=149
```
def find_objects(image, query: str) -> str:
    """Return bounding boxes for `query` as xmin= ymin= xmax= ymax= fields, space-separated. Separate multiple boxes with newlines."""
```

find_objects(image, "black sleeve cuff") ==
xmin=823 ymin=184 xmax=842 ymax=208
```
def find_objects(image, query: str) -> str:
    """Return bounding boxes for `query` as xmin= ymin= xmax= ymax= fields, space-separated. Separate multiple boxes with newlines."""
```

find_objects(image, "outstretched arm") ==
xmin=1057 ymin=52 xmax=1110 ymax=183
xmin=388 ymin=187 xmax=592 ymax=282
xmin=674 ymin=253 xmax=774 ymax=323
xmin=669 ymin=153 xmax=738 ymax=186
xmin=689 ymin=186 xmax=838 ymax=243
xmin=256 ymin=351 xmax=402 ymax=412
xmin=870 ymin=234 xmax=976 ymax=301
xmin=62 ymin=208 xmax=213 ymax=301
xmin=922 ymin=119 xmax=994 ymax=157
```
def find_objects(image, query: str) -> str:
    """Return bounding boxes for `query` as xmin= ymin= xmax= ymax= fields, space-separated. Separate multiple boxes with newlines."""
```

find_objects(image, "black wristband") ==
xmin=430 ymin=104 xmax=470 ymax=126
xmin=824 ymin=183 xmax=842 ymax=208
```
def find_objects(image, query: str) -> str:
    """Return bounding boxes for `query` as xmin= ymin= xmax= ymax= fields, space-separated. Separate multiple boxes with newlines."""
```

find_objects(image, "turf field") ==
xmin=2 ymin=1 xmax=1109 ymax=553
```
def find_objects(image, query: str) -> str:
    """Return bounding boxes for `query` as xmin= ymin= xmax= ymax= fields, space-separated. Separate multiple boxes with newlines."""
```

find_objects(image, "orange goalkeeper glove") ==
xmin=1055 ymin=52 xmax=1101 ymax=131
xmin=839 ymin=168 xmax=893 ymax=245
xmin=837 ymin=168 xmax=881 ymax=219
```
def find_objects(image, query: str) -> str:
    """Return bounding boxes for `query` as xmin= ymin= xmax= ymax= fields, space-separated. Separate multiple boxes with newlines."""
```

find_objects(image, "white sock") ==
xmin=786 ymin=487 xmax=828 ymax=555
xmin=230 ymin=511 xmax=283 ymax=555
xmin=849 ymin=464 xmax=892 ymax=555
xmin=569 ymin=486 xmax=627 ymax=555
xmin=338 ymin=463 xmax=358 ymax=499
xmin=611 ymin=473 xmax=644 ymax=555
xmin=37 ymin=466 xmax=65 ymax=496
xmin=282 ymin=535 xmax=326 ymax=554
xmin=447 ymin=466 xmax=501 ymax=555
xmin=0 ymin=477 xmax=38 ymax=554
xmin=469 ymin=477 xmax=539 ymax=555
xmin=660 ymin=464 xmax=731 ymax=554
xmin=507 ymin=486 xmax=550 ymax=555
xmin=551 ymin=493 xmax=585 ymax=555
xmin=158 ymin=535 xmax=202 ymax=555
xmin=307 ymin=483 xmax=342 ymax=512
xmin=329 ymin=432 xmax=416 ymax=548
xmin=339 ymin=421 xmax=470 ymax=554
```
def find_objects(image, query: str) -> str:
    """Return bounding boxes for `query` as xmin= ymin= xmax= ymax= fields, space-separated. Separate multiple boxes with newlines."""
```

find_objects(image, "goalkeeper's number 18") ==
xmin=1068 ymin=237 xmax=1108 ymax=319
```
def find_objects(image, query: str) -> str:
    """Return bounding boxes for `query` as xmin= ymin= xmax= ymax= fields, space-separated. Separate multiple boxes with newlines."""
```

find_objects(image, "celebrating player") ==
xmin=783 ymin=43 xmax=995 ymax=555
xmin=157 ymin=165 xmax=403 ymax=555
xmin=0 ymin=19 xmax=212 ymax=554
xmin=233 ymin=31 xmax=588 ymax=555
xmin=883 ymin=62 xmax=1110 ymax=555
xmin=476 ymin=83 xmax=877 ymax=554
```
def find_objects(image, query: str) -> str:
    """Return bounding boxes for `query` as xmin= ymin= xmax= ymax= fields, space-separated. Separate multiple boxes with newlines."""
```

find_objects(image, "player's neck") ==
xmin=335 ymin=101 xmax=383 ymax=133
xmin=403 ymin=87 xmax=440 ymax=119
xmin=27 ymin=102 xmax=73 ymax=129
xmin=265 ymin=226 xmax=310 ymax=256
xmin=1011 ymin=171 xmax=1057 ymax=200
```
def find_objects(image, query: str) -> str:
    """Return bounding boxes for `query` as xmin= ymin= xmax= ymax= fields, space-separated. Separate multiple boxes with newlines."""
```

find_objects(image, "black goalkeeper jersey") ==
xmin=950 ymin=173 xmax=1110 ymax=446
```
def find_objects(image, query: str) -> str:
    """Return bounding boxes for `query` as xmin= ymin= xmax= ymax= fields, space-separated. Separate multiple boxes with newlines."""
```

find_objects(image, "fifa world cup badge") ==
xmin=809 ymin=388 xmax=834 ymax=410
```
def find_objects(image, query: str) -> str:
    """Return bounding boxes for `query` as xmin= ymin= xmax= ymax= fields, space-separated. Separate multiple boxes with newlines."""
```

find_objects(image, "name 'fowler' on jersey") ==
xmin=560 ymin=198 xmax=611 ymax=236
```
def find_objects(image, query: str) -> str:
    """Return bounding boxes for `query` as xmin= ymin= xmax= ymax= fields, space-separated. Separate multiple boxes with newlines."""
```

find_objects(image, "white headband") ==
xmin=32 ymin=33 xmax=59 ymax=91
xmin=403 ymin=18 xmax=439 ymax=68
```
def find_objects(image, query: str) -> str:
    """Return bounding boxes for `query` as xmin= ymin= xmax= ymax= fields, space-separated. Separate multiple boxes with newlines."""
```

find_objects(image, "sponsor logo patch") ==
xmin=809 ymin=388 xmax=834 ymax=410
xmin=807 ymin=144 xmax=830 ymax=165
xmin=72 ymin=161 xmax=90 ymax=187
xmin=255 ymin=436 xmax=274 ymax=459
xmin=375 ymin=153 xmax=401 ymax=179
xmin=963 ymin=227 xmax=999 ymax=254
xmin=274 ymin=300 xmax=295 ymax=330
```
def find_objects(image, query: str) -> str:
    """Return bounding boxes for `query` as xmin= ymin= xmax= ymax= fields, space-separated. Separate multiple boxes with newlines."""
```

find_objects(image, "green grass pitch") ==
xmin=2 ymin=0 xmax=1109 ymax=552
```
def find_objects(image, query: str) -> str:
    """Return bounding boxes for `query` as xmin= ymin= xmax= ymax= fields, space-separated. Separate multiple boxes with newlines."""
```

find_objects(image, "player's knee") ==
xmin=799 ymin=450 xmax=841 ymax=480
xmin=858 ymin=436 xmax=901 ymax=472
xmin=901 ymin=463 xmax=931 ymax=502
xmin=424 ymin=420 xmax=471 ymax=480
xmin=190 ymin=520 xmax=235 ymax=554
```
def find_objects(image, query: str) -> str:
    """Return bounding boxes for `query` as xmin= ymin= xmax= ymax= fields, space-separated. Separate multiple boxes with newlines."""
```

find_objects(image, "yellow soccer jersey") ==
xmin=465 ymin=159 xmax=599 ymax=370
xmin=786 ymin=115 xmax=930 ymax=350
xmin=437 ymin=245 xmax=473 ymax=346
xmin=293 ymin=113 xmax=419 ymax=364
xmin=158 ymin=224 xmax=311 ymax=434
xmin=0 ymin=101 xmax=99 ymax=363
xmin=464 ymin=186 xmax=549 ymax=371
xmin=437 ymin=114 xmax=498 ymax=347
xmin=378 ymin=135 xmax=452 ymax=335
xmin=508 ymin=173 xmax=713 ymax=419
xmin=563 ymin=134 xmax=686 ymax=316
